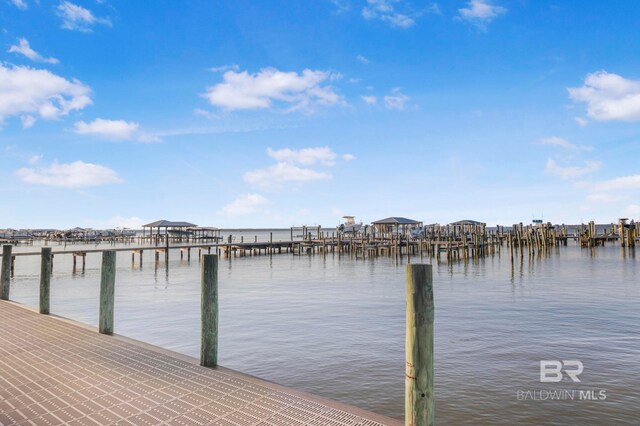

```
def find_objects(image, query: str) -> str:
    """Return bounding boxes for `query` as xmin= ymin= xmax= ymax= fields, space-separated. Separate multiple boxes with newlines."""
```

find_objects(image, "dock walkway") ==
xmin=0 ymin=301 xmax=400 ymax=426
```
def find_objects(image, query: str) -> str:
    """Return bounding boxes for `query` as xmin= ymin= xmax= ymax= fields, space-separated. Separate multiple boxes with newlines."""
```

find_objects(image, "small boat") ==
xmin=338 ymin=216 xmax=363 ymax=234
xmin=410 ymin=227 xmax=427 ymax=239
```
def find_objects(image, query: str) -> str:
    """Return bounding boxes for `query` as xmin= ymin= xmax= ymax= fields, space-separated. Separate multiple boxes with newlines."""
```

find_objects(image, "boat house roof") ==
xmin=450 ymin=219 xmax=486 ymax=226
xmin=372 ymin=217 xmax=421 ymax=225
xmin=143 ymin=220 xmax=197 ymax=228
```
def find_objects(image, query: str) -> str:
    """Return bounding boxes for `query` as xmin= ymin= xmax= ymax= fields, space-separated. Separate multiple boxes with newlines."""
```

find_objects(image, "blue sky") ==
xmin=1 ymin=0 xmax=639 ymax=229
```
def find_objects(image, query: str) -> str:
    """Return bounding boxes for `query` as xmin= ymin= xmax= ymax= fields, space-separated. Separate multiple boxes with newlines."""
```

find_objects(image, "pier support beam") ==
xmin=201 ymin=254 xmax=218 ymax=367
xmin=39 ymin=247 xmax=52 ymax=314
xmin=405 ymin=264 xmax=435 ymax=426
xmin=0 ymin=245 xmax=12 ymax=300
xmin=99 ymin=250 xmax=116 ymax=335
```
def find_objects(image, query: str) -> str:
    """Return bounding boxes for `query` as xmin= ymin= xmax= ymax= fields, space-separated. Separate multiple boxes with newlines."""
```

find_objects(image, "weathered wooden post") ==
xmin=201 ymin=254 xmax=218 ymax=367
xmin=39 ymin=247 xmax=52 ymax=314
xmin=99 ymin=250 xmax=116 ymax=335
xmin=0 ymin=245 xmax=12 ymax=300
xmin=165 ymin=231 xmax=170 ymax=263
xmin=406 ymin=264 xmax=435 ymax=426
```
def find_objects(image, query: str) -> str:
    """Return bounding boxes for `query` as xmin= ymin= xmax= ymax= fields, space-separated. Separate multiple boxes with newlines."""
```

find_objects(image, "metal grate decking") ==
xmin=0 ymin=301 xmax=400 ymax=426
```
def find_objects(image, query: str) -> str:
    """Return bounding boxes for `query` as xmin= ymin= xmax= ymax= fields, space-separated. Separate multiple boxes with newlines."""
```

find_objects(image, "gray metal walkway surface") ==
xmin=0 ymin=301 xmax=400 ymax=426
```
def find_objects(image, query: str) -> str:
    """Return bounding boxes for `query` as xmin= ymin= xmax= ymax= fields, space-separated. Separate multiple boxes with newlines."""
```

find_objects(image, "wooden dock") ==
xmin=3 ymin=220 xmax=637 ymax=278
xmin=0 ymin=300 xmax=401 ymax=426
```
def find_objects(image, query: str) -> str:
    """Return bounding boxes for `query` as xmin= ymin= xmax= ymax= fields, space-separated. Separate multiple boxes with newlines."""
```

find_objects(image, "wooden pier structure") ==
xmin=1 ymin=220 xmax=639 ymax=277
xmin=0 ymin=246 xmax=439 ymax=426
xmin=0 ymin=248 xmax=441 ymax=426
xmin=0 ymin=300 xmax=401 ymax=426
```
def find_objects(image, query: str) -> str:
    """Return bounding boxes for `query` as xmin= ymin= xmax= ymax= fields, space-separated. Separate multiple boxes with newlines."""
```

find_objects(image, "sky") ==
xmin=1 ymin=0 xmax=640 ymax=229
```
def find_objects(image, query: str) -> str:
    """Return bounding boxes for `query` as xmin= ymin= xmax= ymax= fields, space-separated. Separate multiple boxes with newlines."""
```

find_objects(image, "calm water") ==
xmin=7 ymin=234 xmax=640 ymax=425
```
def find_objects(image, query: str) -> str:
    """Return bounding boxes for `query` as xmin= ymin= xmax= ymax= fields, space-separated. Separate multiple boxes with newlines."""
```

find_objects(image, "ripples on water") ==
xmin=8 ymin=235 xmax=640 ymax=425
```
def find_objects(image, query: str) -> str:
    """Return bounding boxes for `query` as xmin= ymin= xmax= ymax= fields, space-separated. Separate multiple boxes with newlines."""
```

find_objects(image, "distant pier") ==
xmin=1 ymin=219 xmax=639 ymax=277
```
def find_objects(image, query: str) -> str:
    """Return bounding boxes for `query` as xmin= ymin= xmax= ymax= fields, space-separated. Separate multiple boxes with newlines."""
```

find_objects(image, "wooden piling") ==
xmin=39 ymin=247 xmax=52 ymax=314
xmin=0 ymin=245 xmax=12 ymax=300
xmin=405 ymin=263 xmax=435 ymax=426
xmin=99 ymin=251 xmax=116 ymax=335
xmin=201 ymin=254 xmax=218 ymax=367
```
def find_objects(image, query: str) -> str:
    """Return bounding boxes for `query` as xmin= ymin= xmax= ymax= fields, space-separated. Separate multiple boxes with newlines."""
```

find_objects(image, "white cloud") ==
xmin=136 ymin=133 xmax=161 ymax=143
xmin=427 ymin=3 xmax=441 ymax=14
xmin=266 ymin=147 xmax=338 ymax=166
xmin=220 ymin=194 xmax=268 ymax=216
xmin=361 ymin=95 xmax=377 ymax=104
xmin=458 ymin=0 xmax=506 ymax=26
xmin=193 ymin=108 xmax=219 ymax=120
xmin=545 ymin=158 xmax=601 ymax=179
xmin=538 ymin=136 xmax=593 ymax=152
xmin=8 ymin=38 xmax=59 ymax=64
xmin=362 ymin=0 xmax=415 ymax=28
xmin=592 ymin=175 xmax=640 ymax=192
xmin=242 ymin=146 xmax=352 ymax=191
xmin=0 ymin=64 xmax=92 ymax=124
xmin=73 ymin=118 xmax=157 ymax=142
xmin=209 ymin=64 xmax=239 ymax=73
xmin=56 ymin=1 xmax=111 ymax=32
xmin=384 ymin=88 xmax=409 ymax=110
xmin=342 ymin=153 xmax=356 ymax=161
xmin=244 ymin=162 xmax=331 ymax=190
xmin=329 ymin=0 xmax=350 ymax=14
xmin=568 ymin=71 xmax=640 ymax=122
xmin=16 ymin=160 xmax=123 ymax=187
xmin=383 ymin=13 xmax=415 ymax=28
xmin=28 ymin=154 xmax=42 ymax=164
xmin=203 ymin=67 xmax=344 ymax=112
xmin=21 ymin=115 xmax=36 ymax=128
xmin=10 ymin=0 xmax=27 ymax=9
xmin=356 ymin=54 xmax=370 ymax=64
xmin=73 ymin=119 xmax=159 ymax=142
xmin=574 ymin=117 xmax=588 ymax=127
